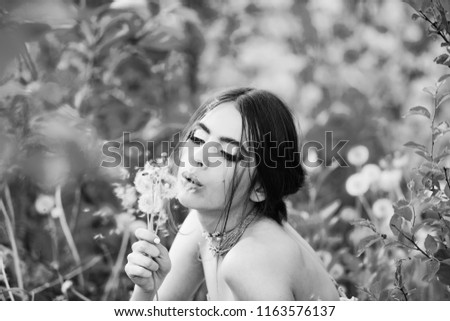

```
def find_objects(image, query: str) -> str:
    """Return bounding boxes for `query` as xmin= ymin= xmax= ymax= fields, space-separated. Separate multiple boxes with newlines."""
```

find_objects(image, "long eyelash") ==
xmin=221 ymin=151 xmax=240 ymax=162
xmin=188 ymin=131 xmax=241 ymax=163
xmin=187 ymin=131 xmax=204 ymax=145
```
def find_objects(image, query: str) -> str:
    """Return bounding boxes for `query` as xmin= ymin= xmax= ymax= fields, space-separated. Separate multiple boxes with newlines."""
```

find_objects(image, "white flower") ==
xmin=329 ymin=263 xmax=345 ymax=279
xmin=372 ymin=198 xmax=394 ymax=220
xmin=50 ymin=207 xmax=64 ymax=219
xmin=339 ymin=207 xmax=359 ymax=221
xmin=392 ymin=153 xmax=409 ymax=169
xmin=114 ymin=213 xmax=135 ymax=233
xmin=345 ymin=173 xmax=370 ymax=196
xmin=134 ymin=169 xmax=156 ymax=194
xmin=113 ymin=184 xmax=138 ymax=209
xmin=361 ymin=163 xmax=382 ymax=186
xmin=349 ymin=227 xmax=368 ymax=248
xmin=317 ymin=250 xmax=332 ymax=267
xmin=138 ymin=193 xmax=163 ymax=214
xmin=35 ymin=194 xmax=56 ymax=215
xmin=378 ymin=169 xmax=402 ymax=192
xmin=61 ymin=280 xmax=73 ymax=295
xmin=347 ymin=145 xmax=369 ymax=167
xmin=160 ymin=173 xmax=178 ymax=199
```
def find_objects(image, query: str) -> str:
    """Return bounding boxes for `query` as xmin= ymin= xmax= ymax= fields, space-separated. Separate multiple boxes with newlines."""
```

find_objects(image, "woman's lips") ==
xmin=181 ymin=172 xmax=203 ymax=191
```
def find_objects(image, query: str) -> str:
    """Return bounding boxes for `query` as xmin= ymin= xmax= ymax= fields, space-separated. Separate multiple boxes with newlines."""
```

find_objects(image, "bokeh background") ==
xmin=1 ymin=0 xmax=450 ymax=300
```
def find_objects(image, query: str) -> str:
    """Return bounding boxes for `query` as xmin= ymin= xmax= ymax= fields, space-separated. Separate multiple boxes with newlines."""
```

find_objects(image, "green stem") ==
xmin=102 ymin=229 xmax=130 ymax=300
xmin=0 ymin=257 xmax=14 ymax=301
xmin=4 ymin=184 xmax=15 ymax=227
xmin=391 ymin=225 xmax=431 ymax=259
xmin=419 ymin=11 xmax=450 ymax=46
xmin=0 ymin=200 xmax=23 ymax=290
xmin=69 ymin=185 xmax=81 ymax=231
xmin=70 ymin=287 xmax=91 ymax=301
xmin=55 ymin=185 xmax=85 ymax=289
xmin=358 ymin=195 xmax=377 ymax=224
xmin=30 ymin=256 xmax=102 ymax=296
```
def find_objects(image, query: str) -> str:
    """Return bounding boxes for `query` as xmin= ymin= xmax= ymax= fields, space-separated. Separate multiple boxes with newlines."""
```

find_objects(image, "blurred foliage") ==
xmin=1 ymin=0 xmax=450 ymax=301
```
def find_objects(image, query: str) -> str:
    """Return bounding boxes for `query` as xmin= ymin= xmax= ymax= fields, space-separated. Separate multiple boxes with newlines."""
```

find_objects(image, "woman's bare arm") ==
xmin=156 ymin=210 xmax=205 ymax=300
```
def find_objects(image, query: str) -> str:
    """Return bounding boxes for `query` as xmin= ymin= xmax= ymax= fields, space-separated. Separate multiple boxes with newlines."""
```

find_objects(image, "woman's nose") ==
xmin=192 ymin=144 xmax=207 ymax=168
xmin=191 ymin=142 xmax=220 ymax=168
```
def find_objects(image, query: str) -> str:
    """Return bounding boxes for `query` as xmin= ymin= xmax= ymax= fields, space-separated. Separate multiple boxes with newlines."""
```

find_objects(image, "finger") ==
xmin=125 ymin=263 xmax=153 ymax=278
xmin=131 ymin=241 xmax=160 ymax=257
xmin=127 ymin=252 xmax=160 ymax=272
xmin=135 ymin=228 xmax=160 ymax=245
xmin=152 ymin=244 xmax=171 ymax=270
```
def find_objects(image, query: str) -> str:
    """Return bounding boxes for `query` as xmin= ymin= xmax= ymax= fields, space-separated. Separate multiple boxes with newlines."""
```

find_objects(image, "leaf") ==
xmin=356 ymin=234 xmax=382 ymax=257
xmin=435 ymin=248 xmax=450 ymax=261
xmin=403 ymin=106 xmax=431 ymax=119
xmin=437 ymin=93 xmax=450 ymax=108
xmin=438 ymin=74 xmax=450 ymax=83
xmin=415 ymin=150 xmax=433 ymax=161
xmin=411 ymin=13 xmax=420 ymax=20
xmin=385 ymin=240 xmax=412 ymax=250
xmin=424 ymin=234 xmax=438 ymax=254
xmin=435 ymin=53 xmax=450 ymax=65
xmin=412 ymin=218 xmax=440 ymax=234
xmin=423 ymin=86 xmax=436 ymax=97
xmin=404 ymin=141 xmax=428 ymax=152
xmin=396 ymin=206 xmax=413 ymax=221
xmin=402 ymin=0 xmax=433 ymax=12
xmin=394 ymin=260 xmax=404 ymax=287
xmin=350 ymin=219 xmax=374 ymax=229
xmin=390 ymin=214 xmax=403 ymax=236
xmin=437 ymin=262 xmax=450 ymax=286
xmin=422 ymin=259 xmax=440 ymax=282
xmin=395 ymin=199 xmax=410 ymax=207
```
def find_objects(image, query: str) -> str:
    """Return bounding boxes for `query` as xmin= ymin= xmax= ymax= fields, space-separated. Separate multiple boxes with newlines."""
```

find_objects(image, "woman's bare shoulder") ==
xmin=221 ymin=217 xmax=340 ymax=300
xmin=220 ymin=218 xmax=298 ymax=300
xmin=221 ymin=218 xmax=300 ymax=282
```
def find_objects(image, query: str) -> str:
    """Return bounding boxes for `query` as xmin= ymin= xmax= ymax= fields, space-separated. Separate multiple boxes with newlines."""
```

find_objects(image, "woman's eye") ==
xmin=188 ymin=132 xmax=205 ymax=145
xmin=221 ymin=151 xmax=239 ymax=162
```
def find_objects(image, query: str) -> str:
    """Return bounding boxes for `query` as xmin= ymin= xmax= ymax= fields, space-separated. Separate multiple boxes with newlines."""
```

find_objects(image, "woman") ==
xmin=125 ymin=88 xmax=340 ymax=300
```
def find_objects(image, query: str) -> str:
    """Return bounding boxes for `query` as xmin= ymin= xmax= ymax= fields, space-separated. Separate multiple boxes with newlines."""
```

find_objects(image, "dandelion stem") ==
xmin=102 ymin=229 xmax=130 ymax=300
xmin=30 ymin=256 xmax=102 ymax=295
xmin=71 ymin=287 xmax=91 ymax=301
xmin=4 ymin=184 xmax=15 ymax=227
xmin=0 ymin=200 xmax=23 ymax=290
xmin=358 ymin=195 xmax=376 ymax=223
xmin=55 ymin=185 xmax=85 ymax=289
xmin=70 ymin=185 xmax=81 ymax=231
xmin=0 ymin=258 xmax=14 ymax=301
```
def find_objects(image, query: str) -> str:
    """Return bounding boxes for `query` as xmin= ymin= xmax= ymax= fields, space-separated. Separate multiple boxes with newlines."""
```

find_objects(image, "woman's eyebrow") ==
xmin=198 ymin=122 xmax=210 ymax=134
xmin=198 ymin=122 xmax=240 ymax=147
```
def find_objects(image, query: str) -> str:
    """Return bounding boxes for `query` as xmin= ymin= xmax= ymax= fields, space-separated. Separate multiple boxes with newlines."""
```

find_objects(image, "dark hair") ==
xmin=170 ymin=87 xmax=305 ymax=232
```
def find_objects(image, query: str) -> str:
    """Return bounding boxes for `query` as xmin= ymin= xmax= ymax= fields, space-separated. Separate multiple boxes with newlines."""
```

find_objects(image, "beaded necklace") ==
xmin=201 ymin=212 xmax=258 ymax=257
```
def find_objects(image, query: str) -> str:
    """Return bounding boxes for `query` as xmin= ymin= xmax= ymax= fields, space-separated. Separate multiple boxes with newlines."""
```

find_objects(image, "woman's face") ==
xmin=175 ymin=102 xmax=254 ymax=214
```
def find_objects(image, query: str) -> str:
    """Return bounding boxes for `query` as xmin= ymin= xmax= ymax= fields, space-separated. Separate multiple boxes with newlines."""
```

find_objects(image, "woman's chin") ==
xmin=176 ymin=191 xmax=200 ymax=209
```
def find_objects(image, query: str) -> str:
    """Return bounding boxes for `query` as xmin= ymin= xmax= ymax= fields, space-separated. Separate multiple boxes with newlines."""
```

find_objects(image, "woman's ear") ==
xmin=250 ymin=184 xmax=266 ymax=202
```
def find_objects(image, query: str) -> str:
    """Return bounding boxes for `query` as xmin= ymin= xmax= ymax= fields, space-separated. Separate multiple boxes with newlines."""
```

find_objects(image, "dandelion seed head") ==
xmin=345 ymin=173 xmax=370 ymax=196
xmin=35 ymin=194 xmax=56 ymax=215
xmin=347 ymin=145 xmax=369 ymax=167
xmin=50 ymin=207 xmax=64 ymax=219
xmin=61 ymin=280 xmax=73 ymax=295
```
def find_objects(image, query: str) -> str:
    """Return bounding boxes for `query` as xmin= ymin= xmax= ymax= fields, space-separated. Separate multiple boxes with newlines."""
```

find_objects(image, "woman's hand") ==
xmin=125 ymin=228 xmax=172 ymax=295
